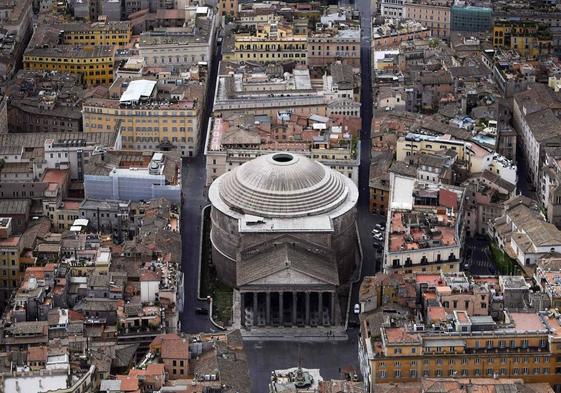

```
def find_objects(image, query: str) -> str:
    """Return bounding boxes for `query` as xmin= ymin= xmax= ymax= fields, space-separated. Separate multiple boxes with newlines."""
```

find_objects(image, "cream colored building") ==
xmin=46 ymin=201 xmax=80 ymax=233
xmin=403 ymin=2 xmax=451 ymax=39
xmin=308 ymin=29 xmax=360 ymax=67
xmin=83 ymin=79 xmax=204 ymax=157
xmin=223 ymin=22 xmax=307 ymax=64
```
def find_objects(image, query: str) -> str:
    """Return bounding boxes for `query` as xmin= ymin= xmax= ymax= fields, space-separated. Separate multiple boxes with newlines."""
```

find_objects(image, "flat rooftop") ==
xmin=26 ymin=46 xmax=114 ymax=58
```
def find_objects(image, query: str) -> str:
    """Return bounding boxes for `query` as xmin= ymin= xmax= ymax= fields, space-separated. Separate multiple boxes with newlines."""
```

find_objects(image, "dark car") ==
xmin=195 ymin=307 xmax=209 ymax=315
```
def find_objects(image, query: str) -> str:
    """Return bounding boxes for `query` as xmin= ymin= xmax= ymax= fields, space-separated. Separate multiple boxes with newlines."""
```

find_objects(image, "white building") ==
xmin=381 ymin=0 xmax=405 ymax=18
xmin=44 ymin=138 xmax=113 ymax=181
xmin=140 ymin=271 xmax=160 ymax=304
xmin=383 ymin=173 xmax=465 ymax=274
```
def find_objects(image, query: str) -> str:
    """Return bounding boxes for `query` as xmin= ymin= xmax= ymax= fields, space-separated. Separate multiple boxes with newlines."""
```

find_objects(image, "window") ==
xmin=394 ymin=370 xmax=401 ymax=378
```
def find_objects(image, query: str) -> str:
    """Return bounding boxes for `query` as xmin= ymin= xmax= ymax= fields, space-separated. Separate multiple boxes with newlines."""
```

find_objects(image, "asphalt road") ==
xmin=180 ymin=40 xmax=222 ymax=334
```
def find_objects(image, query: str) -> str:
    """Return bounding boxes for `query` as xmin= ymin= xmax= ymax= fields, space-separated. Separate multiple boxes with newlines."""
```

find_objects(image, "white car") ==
xmin=374 ymin=234 xmax=384 ymax=242
xmin=354 ymin=304 xmax=361 ymax=314
xmin=371 ymin=229 xmax=380 ymax=236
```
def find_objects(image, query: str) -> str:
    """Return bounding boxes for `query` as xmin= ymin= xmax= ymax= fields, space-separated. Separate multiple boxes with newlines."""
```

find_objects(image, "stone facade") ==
xmin=209 ymin=153 xmax=359 ymax=328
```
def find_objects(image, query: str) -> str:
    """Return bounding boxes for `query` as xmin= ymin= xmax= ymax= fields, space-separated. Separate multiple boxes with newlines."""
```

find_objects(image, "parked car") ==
xmin=371 ymin=229 xmax=380 ymax=236
xmin=374 ymin=234 xmax=384 ymax=242
xmin=354 ymin=304 xmax=361 ymax=314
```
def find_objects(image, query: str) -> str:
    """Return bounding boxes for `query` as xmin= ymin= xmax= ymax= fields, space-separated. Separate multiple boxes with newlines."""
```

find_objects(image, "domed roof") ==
xmin=216 ymin=153 xmax=351 ymax=218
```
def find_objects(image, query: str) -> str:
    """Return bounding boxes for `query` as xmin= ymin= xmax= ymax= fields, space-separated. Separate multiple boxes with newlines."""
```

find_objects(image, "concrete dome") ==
xmin=215 ymin=152 xmax=351 ymax=218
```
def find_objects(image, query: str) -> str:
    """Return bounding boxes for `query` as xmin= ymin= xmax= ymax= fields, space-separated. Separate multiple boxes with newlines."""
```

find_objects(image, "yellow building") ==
xmin=46 ymin=201 xmax=80 ymax=233
xmin=493 ymin=20 xmax=552 ymax=58
xmin=365 ymin=312 xmax=561 ymax=390
xmin=224 ymin=23 xmax=307 ymax=64
xmin=396 ymin=136 xmax=468 ymax=161
xmin=24 ymin=46 xmax=114 ymax=87
xmin=59 ymin=21 xmax=132 ymax=47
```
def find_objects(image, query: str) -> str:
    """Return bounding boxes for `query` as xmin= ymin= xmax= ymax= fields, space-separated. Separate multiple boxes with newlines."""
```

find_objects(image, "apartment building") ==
xmin=512 ymin=84 xmax=561 ymax=194
xmin=47 ymin=201 xmax=80 ymax=232
xmin=138 ymin=7 xmax=216 ymax=68
xmin=396 ymin=133 xmax=517 ymax=186
xmin=58 ymin=20 xmax=132 ymax=47
xmin=0 ymin=218 xmax=24 ymax=307
xmin=205 ymin=112 xmax=360 ymax=185
xmin=381 ymin=0 xmax=404 ymax=18
xmin=363 ymin=311 xmax=561 ymax=388
xmin=83 ymin=78 xmax=204 ymax=156
xmin=535 ymin=259 xmax=561 ymax=309
xmin=218 ymin=0 xmax=238 ymax=17
xmin=492 ymin=20 xmax=552 ymax=58
xmin=383 ymin=174 xmax=465 ymax=274
xmin=542 ymin=146 xmax=561 ymax=228
xmin=490 ymin=196 xmax=561 ymax=267
xmin=308 ymin=10 xmax=360 ymax=67
xmin=223 ymin=22 xmax=308 ymax=64
xmin=23 ymin=46 xmax=114 ymax=87
xmin=4 ymin=70 xmax=85 ymax=134
xmin=461 ymin=172 xmax=515 ymax=237
xmin=373 ymin=20 xmax=431 ymax=51
xmin=403 ymin=1 xmax=451 ymax=39
xmin=369 ymin=151 xmax=393 ymax=215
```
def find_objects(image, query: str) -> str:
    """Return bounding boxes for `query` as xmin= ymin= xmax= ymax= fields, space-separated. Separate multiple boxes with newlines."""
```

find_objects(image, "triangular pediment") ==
xmin=244 ymin=266 xmax=331 ymax=286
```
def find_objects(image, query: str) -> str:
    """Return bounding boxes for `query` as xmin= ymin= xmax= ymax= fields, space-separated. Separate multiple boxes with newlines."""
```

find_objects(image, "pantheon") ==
xmin=208 ymin=152 xmax=359 ymax=328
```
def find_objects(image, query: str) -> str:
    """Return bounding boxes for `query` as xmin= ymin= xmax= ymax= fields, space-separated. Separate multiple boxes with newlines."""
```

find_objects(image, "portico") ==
xmin=241 ymin=289 xmax=339 ymax=327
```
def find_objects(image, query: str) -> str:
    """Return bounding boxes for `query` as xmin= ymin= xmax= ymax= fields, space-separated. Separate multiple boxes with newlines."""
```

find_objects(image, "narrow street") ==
xmin=179 ymin=40 xmax=222 ymax=334
xmin=347 ymin=0 xmax=381 ymax=319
